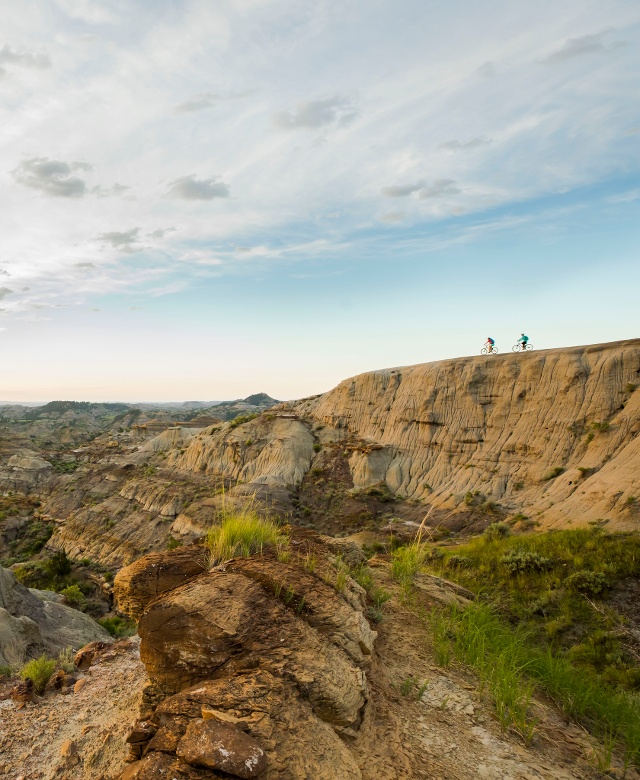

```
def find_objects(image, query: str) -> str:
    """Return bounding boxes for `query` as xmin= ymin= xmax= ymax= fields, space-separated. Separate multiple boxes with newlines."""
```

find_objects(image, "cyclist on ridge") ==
xmin=517 ymin=333 xmax=529 ymax=351
xmin=485 ymin=336 xmax=496 ymax=354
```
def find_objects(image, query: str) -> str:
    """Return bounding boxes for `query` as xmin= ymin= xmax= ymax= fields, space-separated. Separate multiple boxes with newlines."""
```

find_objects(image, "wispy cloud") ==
xmin=543 ymin=31 xmax=626 ymax=63
xmin=173 ymin=90 xmax=256 ymax=114
xmin=91 ymin=183 xmax=130 ymax=198
xmin=0 ymin=287 xmax=14 ymax=301
xmin=12 ymin=158 xmax=92 ymax=198
xmin=381 ymin=179 xmax=460 ymax=199
xmin=440 ymin=137 xmax=492 ymax=151
xmin=0 ymin=45 xmax=50 ymax=78
xmin=273 ymin=96 xmax=358 ymax=130
xmin=97 ymin=228 xmax=141 ymax=252
xmin=166 ymin=175 xmax=230 ymax=200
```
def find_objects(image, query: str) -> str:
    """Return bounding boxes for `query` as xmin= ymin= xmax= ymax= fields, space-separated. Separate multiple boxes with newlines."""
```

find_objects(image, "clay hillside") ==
xmin=0 ymin=339 xmax=638 ymax=780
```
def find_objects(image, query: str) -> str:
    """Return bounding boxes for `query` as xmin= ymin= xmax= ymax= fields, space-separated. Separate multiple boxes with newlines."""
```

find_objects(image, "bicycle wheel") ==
xmin=492 ymin=347 xmax=498 ymax=354
xmin=512 ymin=344 xmax=520 ymax=353
xmin=481 ymin=347 xmax=488 ymax=355
xmin=525 ymin=343 xmax=533 ymax=351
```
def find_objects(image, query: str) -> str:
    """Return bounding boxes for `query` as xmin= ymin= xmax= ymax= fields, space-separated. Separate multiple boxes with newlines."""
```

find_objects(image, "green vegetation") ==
xmin=542 ymin=466 xmax=564 ymax=481
xmin=206 ymin=502 xmax=289 ymax=563
xmin=20 ymin=655 xmax=56 ymax=694
xmin=591 ymin=421 xmax=611 ymax=433
xmin=60 ymin=584 xmax=86 ymax=607
xmin=51 ymin=459 xmax=80 ymax=474
xmin=229 ymin=413 xmax=259 ymax=429
xmin=313 ymin=443 xmax=322 ymax=453
xmin=166 ymin=535 xmax=182 ymax=550
xmin=98 ymin=616 xmax=136 ymax=637
xmin=391 ymin=539 xmax=428 ymax=590
xmin=625 ymin=383 xmax=638 ymax=394
xmin=420 ymin=528 xmax=640 ymax=762
xmin=0 ymin=664 xmax=12 ymax=677
xmin=57 ymin=647 xmax=75 ymax=673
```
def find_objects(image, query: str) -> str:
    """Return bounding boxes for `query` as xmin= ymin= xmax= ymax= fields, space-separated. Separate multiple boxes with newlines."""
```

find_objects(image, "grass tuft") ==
xmin=21 ymin=655 xmax=56 ymax=694
xmin=206 ymin=501 xmax=289 ymax=564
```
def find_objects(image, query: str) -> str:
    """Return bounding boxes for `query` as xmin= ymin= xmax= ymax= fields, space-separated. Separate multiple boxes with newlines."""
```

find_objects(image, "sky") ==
xmin=0 ymin=0 xmax=639 ymax=402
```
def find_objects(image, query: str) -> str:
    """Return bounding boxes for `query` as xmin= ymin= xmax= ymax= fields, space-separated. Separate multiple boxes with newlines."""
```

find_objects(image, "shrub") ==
xmin=484 ymin=522 xmax=510 ymax=541
xmin=501 ymin=549 xmax=552 ymax=575
xmin=58 ymin=647 xmax=75 ymax=673
xmin=625 ymin=383 xmax=638 ymax=393
xmin=542 ymin=467 xmax=564 ymax=481
xmin=60 ymin=584 xmax=86 ymax=608
xmin=446 ymin=555 xmax=472 ymax=570
xmin=166 ymin=536 xmax=182 ymax=550
xmin=99 ymin=616 xmax=136 ymax=637
xmin=229 ymin=413 xmax=258 ymax=429
xmin=45 ymin=550 xmax=72 ymax=578
xmin=313 ymin=443 xmax=322 ymax=453
xmin=206 ymin=503 xmax=289 ymax=563
xmin=591 ymin=421 xmax=610 ymax=433
xmin=566 ymin=571 xmax=609 ymax=597
xmin=21 ymin=655 xmax=56 ymax=694
xmin=0 ymin=665 xmax=12 ymax=677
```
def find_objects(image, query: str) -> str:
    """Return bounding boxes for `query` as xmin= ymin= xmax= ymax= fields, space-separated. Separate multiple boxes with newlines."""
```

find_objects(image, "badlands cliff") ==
xmin=2 ymin=339 xmax=638 ymax=568
xmin=170 ymin=338 xmax=640 ymax=529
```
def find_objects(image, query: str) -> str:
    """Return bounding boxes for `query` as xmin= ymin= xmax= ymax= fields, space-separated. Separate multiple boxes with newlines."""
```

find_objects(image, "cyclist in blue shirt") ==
xmin=518 ymin=333 xmax=529 ymax=350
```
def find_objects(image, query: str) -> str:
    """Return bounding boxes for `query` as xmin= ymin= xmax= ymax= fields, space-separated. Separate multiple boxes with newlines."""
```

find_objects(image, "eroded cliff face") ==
xmin=169 ymin=339 xmax=640 ymax=531
xmin=291 ymin=339 xmax=640 ymax=529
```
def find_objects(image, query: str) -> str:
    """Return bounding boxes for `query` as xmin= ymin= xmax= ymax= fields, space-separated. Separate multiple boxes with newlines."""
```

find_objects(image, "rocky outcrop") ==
xmin=114 ymin=545 xmax=208 ymax=620
xmin=169 ymin=339 xmax=640 ymax=530
xmin=118 ymin=541 xmax=375 ymax=779
xmin=0 ymin=566 xmax=110 ymax=665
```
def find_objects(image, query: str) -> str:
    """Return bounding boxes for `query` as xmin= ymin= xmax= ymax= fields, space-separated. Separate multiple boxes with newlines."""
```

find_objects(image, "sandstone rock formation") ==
xmin=117 ymin=538 xmax=374 ymax=779
xmin=170 ymin=339 xmax=640 ymax=530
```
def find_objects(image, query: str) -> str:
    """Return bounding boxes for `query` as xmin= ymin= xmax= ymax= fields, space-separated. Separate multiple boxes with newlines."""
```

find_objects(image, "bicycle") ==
xmin=481 ymin=345 xmax=499 ymax=355
xmin=512 ymin=342 xmax=533 ymax=352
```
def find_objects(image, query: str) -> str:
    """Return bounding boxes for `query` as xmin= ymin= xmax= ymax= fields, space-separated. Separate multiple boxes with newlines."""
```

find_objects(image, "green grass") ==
xmin=391 ymin=540 xmax=428 ymax=590
xmin=20 ymin=655 xmax=56 ymax=694
xmin=423 ymin=528 xmax=640 ymax=761
xmin=206 ymin=502 xmax=289 ymax=563
xmin=431 ymin=602 xmax=639 ymax=760
xmin=98 ymin=616 xmax=136 ymax=637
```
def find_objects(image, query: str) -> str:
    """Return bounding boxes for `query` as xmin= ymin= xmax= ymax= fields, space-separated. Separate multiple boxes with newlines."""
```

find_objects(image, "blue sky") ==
xmin=0 ymin=0 xmax=639 ymax=401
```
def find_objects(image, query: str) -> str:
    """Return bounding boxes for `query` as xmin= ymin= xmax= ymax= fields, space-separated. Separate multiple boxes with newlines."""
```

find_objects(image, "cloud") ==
xmin=381 ymin=180 xmax=425 ymax=198
xmin=0 ymin=270 xmax=9 ymax=276
xmin=476 ymin=61 xmax=495 ymax=78
xmin=149 ymin=227 xmax=176 ymax=239
xmin=0 ymin=45 xmax=51 ymax=78
xmin=12 ymin=157 xmax=92 ymax=198
xmin=544 ymin=32 xmax=626 ymax=63
xmin=381 ymin=179 xmax=460 ymax=199
xmin=97 ymin=227 xmax=141 ymax=252
xmin=173 ymin=90 xmax=256 ymax=114
xmin=75 ymin=262 xmax=95 ymax=269
xmin=91 ymin=183 xmax=130 ymax=198
xmin=166 ymin=175 xmax=230 ymax=200
xmin=0 ymin=287 xmax=14 ymax=301
xmin=273 ymin=96 xmax=358 ymax=130
xmin=440 ymin=137 xmax=492 ymax=151
xmin=379 ymin=212 xmax=405 ymax=224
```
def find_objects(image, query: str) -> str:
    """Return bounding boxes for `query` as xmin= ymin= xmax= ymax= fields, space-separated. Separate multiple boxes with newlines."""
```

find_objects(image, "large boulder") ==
xmin=119 ymin=542 xmax=373 ymax=779
xmin=0 ymin=566 xmax=109 ymax=665
xmin=114 ymin=545 xmax=208 ymax=620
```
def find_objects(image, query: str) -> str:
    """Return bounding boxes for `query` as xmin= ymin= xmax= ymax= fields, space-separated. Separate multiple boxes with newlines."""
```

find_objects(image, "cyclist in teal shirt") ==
xmin=518 ymin=333 xmax=529 ymax=350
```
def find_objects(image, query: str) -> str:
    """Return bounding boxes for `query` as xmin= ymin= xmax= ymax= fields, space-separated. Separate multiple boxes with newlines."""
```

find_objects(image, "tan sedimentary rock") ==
xmin=170 ymin=339 xmax=640 ymax=529
xmin=114 ymin=545 xmax=208 ymax=620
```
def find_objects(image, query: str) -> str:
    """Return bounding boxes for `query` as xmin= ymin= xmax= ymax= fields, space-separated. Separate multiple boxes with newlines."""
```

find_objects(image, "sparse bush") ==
xmin=21 ymin=655 xmax=56 ymax=694
xmin=60 ymin=584 xmax=86 ymax=608
xmin=446 ymin=555 xmax=472 ymax=570
xmin=501 ymin=549 xmax=552 ymax=575
xmin=625 ymin=383 xmax=638 ymax=393
xmin=591 ymin=421 xmax=610 ymax=433
xmin=0 ymin=665 xmax=12 ymax=677
xmin=313 ymin=443 xmax=322 ymax=453
xmin=566 ymin=571 xmax=609 ymax=597
xmin=484 ymin=522 xmax=510 ymax=541
xmin=206 ymin=503 xmax=289 ymax=563
xmin=229 ymin=413 xmax=258 ymax=429
xmin=513 ymin=481 xmax=524 ymax=491
xmin=44 ymin=550 xmax=72 ymax=578
xmin=58 ymin=647 xmax=75 ymax=673
xmin=166 ymin=536 xmax=182 ymax=550
xmin=542 ymin=467 xmax=564 ymax=481
xmin=99 ymin=616 xmax=136 ymax=637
